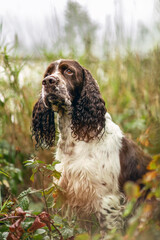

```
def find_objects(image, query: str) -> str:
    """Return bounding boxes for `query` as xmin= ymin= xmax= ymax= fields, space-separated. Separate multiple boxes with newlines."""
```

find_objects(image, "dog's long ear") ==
xmin=71 ymin=68 xmax=107 ymax=142
xmin=32 ymin=98 xmax=55 ymax=148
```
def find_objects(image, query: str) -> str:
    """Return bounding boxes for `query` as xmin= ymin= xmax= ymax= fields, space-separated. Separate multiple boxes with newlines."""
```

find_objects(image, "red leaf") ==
xmin=7 ymin=233 xmax=17 ymax=240
xmin=7 ymin=226 xmax=24 ymax=240
xmin=8 ymin=207 xmax=25 ymax=239
xmin=9 ymin=219 xmax=22 ymax=232
xmin=14 ymin=207 xmax=26 ymax=218
xmin=28 ymin=216 xmax=46 ymax=232
xmin=15 ymin=226 xmax=24 ymax=239
xmin=39 ymin=211 xmax=51 ymax=231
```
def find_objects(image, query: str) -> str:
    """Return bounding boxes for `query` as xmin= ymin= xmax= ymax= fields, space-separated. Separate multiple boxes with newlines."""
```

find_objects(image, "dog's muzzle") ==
xmin=42 ymin=76 xmax=71 ymax=110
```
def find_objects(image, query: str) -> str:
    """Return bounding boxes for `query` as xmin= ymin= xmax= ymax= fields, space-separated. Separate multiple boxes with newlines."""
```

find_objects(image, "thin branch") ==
xmin=50 ymin=219 xmax=63 ymax=240
xmin=0 ymin=214 xmax=36 ymax=222
xmin=42 ymin=171 xmax=49 ymax=213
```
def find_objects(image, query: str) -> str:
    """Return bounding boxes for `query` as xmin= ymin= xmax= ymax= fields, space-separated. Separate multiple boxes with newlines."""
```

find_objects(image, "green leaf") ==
xmin=0 ymin=198 xmax=10 ymax=212
xmin=53 ymin=215 xmax=63 ymax=225
xmin=23 ymin=159 xmax=35 ymax=166
xmin=75 ymin=233 xmax=90 ymax=240
xmin=0 ymin=225 xmax=9 ymax=232
xmin=43 ymin=186 xmax=55 ymax=196
xmin=30 ymin=168 xmax=38 ymax=182
xmin=61 ymin=227 xmax=74 ymax=238
xmin=45 ymin=161 xmax=60 ymax=171
xmin=43 ymin=237 xmax=50 ymax=240
xmin=52 ymin=161 xmax=60 ymax=167
xmin=124 ymin=182 xmax=140 ymax=198
xmin=17 ymin=188 xmax=32 ymax=199
xmin=123 ymin=199 xmax=136 ymax=217
xmin=30 ymin=173 xmax=35 ymax=182
xmin=52 ymin=170 xmax=61 ymax=180
xmin=155 ymin=185 xmax=160 ymax=198
xmin=0 ymin=232 xmax=9 ymax=240
xmin=35 ymin=229 xmax=46 ymax=234
xmin=0 ymin=169 xmax=10 ymax=178
xmin=19 ymin=196 xmax=29 ymax=210
xmin=33 ymin=228 xmax=47 ymax=239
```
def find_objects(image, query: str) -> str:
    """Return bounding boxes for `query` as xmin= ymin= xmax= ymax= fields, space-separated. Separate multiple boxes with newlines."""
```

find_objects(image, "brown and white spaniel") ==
xmin=32 ymin=59 xmax=151 ymax=232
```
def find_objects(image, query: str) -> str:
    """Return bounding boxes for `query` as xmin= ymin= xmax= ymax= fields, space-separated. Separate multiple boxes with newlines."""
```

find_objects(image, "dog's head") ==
xmin=42 ymin=59 xmax=83 ymax=111
xmin=32 ymin=59 xmax=106 ymax=148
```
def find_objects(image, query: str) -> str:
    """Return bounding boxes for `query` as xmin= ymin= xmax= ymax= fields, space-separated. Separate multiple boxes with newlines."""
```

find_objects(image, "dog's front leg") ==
xmin=96 ymin=194 xmax=126 ymax=238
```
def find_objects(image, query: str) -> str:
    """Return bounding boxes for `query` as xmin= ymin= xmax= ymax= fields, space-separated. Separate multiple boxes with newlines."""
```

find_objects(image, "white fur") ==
xmin=52 ymin=59 xmax=62 ymax=78
xmin=55 ymin=112 xmax=126 ymax=230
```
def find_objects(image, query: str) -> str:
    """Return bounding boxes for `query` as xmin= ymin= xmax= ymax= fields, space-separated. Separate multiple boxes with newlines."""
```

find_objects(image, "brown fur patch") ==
xmin=119 ymin=137 xmax=152 ymax=190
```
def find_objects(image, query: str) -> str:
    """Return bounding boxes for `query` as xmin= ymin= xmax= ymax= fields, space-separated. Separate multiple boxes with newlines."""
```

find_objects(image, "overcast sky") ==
xmin=0 ymin=0 xmax=157 ymax=53
xmin=0 ymin=0 xmax=155 ymax=23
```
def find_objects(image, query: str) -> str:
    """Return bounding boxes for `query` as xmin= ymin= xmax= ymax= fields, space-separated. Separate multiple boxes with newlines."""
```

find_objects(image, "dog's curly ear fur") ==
xmin=32 ymin=98 xmax=55 ymax=148
xmin=71 ymin=68 xmax=107 ymax=142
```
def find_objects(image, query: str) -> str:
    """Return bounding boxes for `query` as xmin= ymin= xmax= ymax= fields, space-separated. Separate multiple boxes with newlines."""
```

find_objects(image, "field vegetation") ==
xmin=0 ymin=1 xmax=160 ymax=239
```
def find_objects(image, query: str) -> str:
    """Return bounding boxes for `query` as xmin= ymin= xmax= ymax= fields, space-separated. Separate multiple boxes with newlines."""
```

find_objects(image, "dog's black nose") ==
xmin=42 ymin=76 xmax=59 ymax=86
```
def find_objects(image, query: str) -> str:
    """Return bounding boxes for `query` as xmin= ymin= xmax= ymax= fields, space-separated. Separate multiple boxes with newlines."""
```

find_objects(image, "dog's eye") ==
xmin=65 ymin=69 xmax=73 ymax=75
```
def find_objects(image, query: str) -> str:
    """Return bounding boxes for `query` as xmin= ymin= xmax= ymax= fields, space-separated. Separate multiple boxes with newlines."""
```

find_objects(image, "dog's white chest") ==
xmin=55 ymin=114 xmax=123 ymax=213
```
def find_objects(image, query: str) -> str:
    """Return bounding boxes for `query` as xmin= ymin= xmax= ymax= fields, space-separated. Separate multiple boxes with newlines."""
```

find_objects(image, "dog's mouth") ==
xmin=43 ymin=92 xmax=71 ymax=112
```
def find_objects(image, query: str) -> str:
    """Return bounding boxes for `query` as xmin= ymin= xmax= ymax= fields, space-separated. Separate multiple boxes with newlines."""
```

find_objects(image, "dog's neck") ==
xmin=58 ymin=110 xmax=72 ymax=140
xmin=56 ymin=110 xmax=76 ymax=158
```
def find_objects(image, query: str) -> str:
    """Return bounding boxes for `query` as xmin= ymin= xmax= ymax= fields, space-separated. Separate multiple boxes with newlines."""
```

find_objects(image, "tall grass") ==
xmin=0 ymin=43 xmax=160 ymax=240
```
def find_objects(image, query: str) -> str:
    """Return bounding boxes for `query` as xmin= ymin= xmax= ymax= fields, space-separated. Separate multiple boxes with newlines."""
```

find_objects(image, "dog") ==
xmin=32 ymin=59 xmax=151 ymax=232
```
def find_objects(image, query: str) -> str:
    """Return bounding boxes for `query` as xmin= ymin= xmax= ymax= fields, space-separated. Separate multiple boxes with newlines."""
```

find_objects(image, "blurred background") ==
xmin=0 ymin=0 xmax=160 ymax=55
xmin=0 ymin=0 xmax=160 ymax=238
